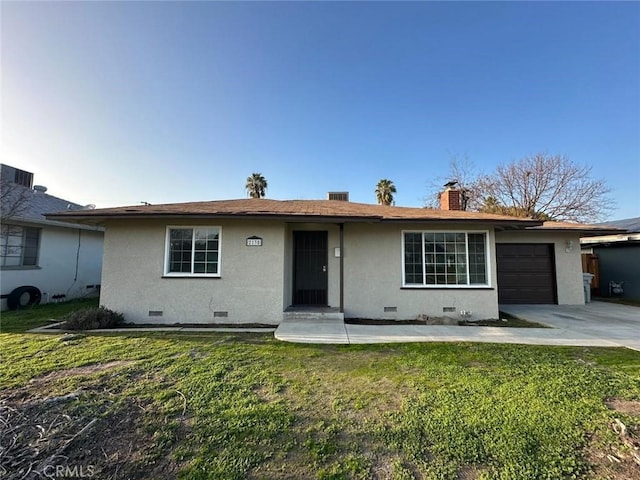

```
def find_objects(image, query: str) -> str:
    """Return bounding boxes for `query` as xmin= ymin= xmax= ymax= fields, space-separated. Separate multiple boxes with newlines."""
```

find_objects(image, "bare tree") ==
xmin=425 ymin=153 xmax=612 ymax=222
xmin=477 ymin=153 xmax=612 ymax=222
xmin=1 ymin=180 xmax=31 ymax=222
xmin=424 ymin=155 xmax=483 ymax=210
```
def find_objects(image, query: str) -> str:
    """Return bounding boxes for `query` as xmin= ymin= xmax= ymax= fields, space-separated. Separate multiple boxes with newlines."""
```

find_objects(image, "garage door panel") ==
xmin=497 ymin=243 xmax=557 ymax=304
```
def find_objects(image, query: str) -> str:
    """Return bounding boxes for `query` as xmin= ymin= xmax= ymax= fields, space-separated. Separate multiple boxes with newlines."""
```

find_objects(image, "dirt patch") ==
xmin=587 ymin=409 xmax=640 ymax=480
xmin=606 ymin=397 xmax=640 ymax=416
xmin=1 ymin=361 xmax=189 ymax=480
xmin=0 ymin=395 xmax=188 ymax=480
xmin=28 ymin=360 xmax=135 ymax=386
xmin=457 ymin=465 xmax=489 ymax=479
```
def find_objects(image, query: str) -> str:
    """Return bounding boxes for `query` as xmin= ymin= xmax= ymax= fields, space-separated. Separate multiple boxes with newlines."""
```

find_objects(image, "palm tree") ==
xmin=245 ymin=173 xmax=267 ymax=199
xmin=375 ymin=179 xmax=396 ymax=206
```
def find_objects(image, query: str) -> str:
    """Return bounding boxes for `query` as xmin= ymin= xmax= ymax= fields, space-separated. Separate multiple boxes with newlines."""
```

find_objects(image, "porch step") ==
xmin=282 ymin=310 xmax=345 ymax=322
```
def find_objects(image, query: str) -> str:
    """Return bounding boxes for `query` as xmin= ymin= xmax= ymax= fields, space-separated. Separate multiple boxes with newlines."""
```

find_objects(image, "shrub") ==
xmin=61 ymin=306 xmax=124 ymax=330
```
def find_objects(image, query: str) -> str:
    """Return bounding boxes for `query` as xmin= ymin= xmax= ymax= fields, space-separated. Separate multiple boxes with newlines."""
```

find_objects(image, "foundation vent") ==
xmin=213 ymin=311 xmax=228 ymax=318
xmin=383 ymin=306 xmax=398 ymax=313
xmin=148 ymin=310 xmax=163 ymax=317
xmin=442 ymin=307 xmax=456 ymax=313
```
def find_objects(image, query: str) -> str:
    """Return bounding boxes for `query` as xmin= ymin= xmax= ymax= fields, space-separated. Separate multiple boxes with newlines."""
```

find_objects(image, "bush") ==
xmin=61 ymin=306 xmax=124 ymax=330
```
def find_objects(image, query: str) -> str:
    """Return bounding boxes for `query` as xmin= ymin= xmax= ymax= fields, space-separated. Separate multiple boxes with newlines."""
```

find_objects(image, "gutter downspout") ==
xmin=339 ymin=223 xmax=344 ymax=313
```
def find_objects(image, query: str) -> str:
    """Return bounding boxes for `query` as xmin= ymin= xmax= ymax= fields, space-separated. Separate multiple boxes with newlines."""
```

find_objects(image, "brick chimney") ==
xmin=440 ymin=187 xmax=462 ymax=211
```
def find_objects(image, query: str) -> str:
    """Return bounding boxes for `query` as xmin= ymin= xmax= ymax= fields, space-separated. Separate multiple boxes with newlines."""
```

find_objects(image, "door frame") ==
xmin=292 ymin=230 xmax=329 ymax=306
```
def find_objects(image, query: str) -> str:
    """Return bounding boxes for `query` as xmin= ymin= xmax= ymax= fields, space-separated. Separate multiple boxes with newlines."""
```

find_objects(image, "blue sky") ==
xmin=2 ymin=1 xmax=639 ymax=220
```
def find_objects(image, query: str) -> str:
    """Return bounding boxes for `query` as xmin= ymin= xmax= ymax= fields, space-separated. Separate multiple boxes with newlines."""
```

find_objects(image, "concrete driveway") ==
xmin=275 ymin=301 xmax=640 ymax=351
xmin=499 ymin=301 xmax=640 ymax=351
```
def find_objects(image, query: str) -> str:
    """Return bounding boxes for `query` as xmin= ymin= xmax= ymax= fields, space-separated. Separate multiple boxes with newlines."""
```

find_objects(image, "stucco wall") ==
xmin=1 ymin=225 xmax=103 ymax=310
xmin=495 ymin=230 xmax=584 ymax=304
xmin=100 ymin=219 xmax=286 ymax=324
xmin=342 ymin=223 xmax=500 ymax=321
xmin=98 ymin=218 xmax=584 ymax=324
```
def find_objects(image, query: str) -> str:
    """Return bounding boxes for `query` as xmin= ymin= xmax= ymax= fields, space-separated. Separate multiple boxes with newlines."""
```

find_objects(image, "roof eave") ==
xmin=528 ymin=227 xmax=627 ymax=237
xmin=45 ymin=211 xmax=541 ymax=228
xmin=8 ymin=215 xmax=105 ymax=231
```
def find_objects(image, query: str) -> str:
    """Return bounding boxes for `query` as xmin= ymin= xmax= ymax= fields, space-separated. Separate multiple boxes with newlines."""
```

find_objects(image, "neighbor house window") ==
xmin=165 ymin=227 xmax=221 ymax=276
xmin=0 ymin=224 xmax=40 ymax=267
xmin=403 ymin=231 xmax=489 ymax=287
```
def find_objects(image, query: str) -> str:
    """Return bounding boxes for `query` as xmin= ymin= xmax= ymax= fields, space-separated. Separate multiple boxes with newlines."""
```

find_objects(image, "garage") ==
xmin=496 ymin=243 xmax=557 ymax=304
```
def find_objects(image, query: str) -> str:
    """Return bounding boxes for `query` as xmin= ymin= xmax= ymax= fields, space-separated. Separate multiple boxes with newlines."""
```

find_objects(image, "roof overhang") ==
xmin=45 ymin=211 xmax=541 ymax=229
xmin=6 ymin=215 xmax=105 ymax=232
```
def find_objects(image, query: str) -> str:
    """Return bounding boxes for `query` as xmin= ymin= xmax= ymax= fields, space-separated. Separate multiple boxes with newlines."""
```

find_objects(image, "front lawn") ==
xmin=1 ymin=302 xmax=639 ymax=479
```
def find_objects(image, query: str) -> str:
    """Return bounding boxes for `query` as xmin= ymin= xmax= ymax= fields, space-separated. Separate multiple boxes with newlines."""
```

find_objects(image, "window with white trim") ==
xmin=403 ymin=231 xmax=488 ymax=287
xmin=0 ymin=224 xmax=40 ymax=267
xmin=165 ymin=227 xmax=221 ymax=276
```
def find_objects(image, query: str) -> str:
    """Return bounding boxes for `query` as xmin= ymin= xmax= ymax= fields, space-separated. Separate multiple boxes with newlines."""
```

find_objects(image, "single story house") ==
xmin=46 ymin=189 xmax=620 ymax=324
xmin=1 ymin=164 xmax=104 ymax=310
xmin=581 ymin=217 xmax=640 ymax=301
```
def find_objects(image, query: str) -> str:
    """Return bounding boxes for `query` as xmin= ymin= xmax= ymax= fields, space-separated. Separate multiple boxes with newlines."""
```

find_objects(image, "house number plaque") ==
xmin=246 ymin=236 xmax=263 ymax=247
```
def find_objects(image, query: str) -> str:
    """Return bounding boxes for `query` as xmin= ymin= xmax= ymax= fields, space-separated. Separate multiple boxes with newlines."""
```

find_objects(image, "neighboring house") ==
xmin=46 ymin=188 xmax=621 ymax=325
xmin=0 ymin=164 xmax=104 ymax=310
xmin=581 ymin=217 xmax=640 ymax=301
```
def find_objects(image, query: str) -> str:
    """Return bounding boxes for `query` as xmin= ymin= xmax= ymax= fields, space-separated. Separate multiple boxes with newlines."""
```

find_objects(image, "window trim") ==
xmin=0 ymin=224 xmax=41 ymax=268
xmin=401 ymin=230 xmax=491 ymax=288
xmin=163 ymin=226 xmax=222 ymax=278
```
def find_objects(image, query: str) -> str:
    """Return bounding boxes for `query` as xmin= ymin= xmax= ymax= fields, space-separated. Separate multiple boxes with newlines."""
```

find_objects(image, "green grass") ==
xmin=0 ymin=297 xmax=99 ymax=333
xmin=1 ymin=302 xmax=639 ymax=479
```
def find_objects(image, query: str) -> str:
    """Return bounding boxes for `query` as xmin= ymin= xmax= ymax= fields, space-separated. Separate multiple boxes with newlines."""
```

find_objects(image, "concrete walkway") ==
xmin=275 ymin=301 xmax=640 ymax=350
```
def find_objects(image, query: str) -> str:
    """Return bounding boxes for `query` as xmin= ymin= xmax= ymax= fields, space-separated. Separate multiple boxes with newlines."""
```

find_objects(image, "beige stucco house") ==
xmin=46 ymin=190 xmax=618 ymax=325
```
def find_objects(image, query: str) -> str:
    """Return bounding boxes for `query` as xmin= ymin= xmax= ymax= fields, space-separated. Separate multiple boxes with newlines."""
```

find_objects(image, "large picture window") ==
xmin=0 ymin=225 xmax=40 ymax=267
xmin=165 ymin=227 xmax=221 ymax=276
xmin=403 ymin=231 xmax=489 ymax=287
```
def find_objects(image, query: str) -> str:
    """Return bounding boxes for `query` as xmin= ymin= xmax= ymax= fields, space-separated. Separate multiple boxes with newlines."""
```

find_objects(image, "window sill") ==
xmin=0 ymin=265 xmax=42 ymax=271
xmin=401 ymin=286 xmax=494 ymax=290
xmin=162 ymin=275 xmax=221 ymax=279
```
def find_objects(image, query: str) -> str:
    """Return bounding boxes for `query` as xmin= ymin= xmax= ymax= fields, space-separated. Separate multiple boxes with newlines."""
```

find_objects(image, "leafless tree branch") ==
xmin=425 ymin=153 xmax=613 ymax=222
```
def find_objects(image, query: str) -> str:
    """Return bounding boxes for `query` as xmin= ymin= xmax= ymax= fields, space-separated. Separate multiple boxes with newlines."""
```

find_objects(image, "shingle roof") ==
xmin=594 ymin=217 xmax=640 ymax=233
xmin=46 ymin=198 xmax=544 ymax=226
xmin=3 ymin=184 xmax=85 ymax=222
xmin=528 ymin=220 xmax=625 ymax=236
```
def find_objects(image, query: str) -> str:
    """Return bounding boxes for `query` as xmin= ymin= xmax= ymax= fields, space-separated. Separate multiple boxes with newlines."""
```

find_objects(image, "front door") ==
xmin=293 ymin=231 xmax=328 ymax=305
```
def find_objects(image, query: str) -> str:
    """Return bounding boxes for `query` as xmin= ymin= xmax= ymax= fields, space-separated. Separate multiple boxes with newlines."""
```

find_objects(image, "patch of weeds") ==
xmin=316 ymin=453 xmax=371 ymax=479
xmin=61 ymin=306 xmax=124 ymax=330
xmin=304 ymin=421 xmax=340 ymax=463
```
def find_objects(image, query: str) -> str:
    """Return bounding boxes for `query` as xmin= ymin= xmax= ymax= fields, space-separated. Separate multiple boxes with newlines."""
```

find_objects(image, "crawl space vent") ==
xmin=148 ymin=310 xmax=163 ymax=317
xmin=383 ymin=306 xmax=397 ymax=313
xmin=213 ymin=311 xmax=228 ymax=318
xmin=442 ymin=307 xmax=456 ymax=313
